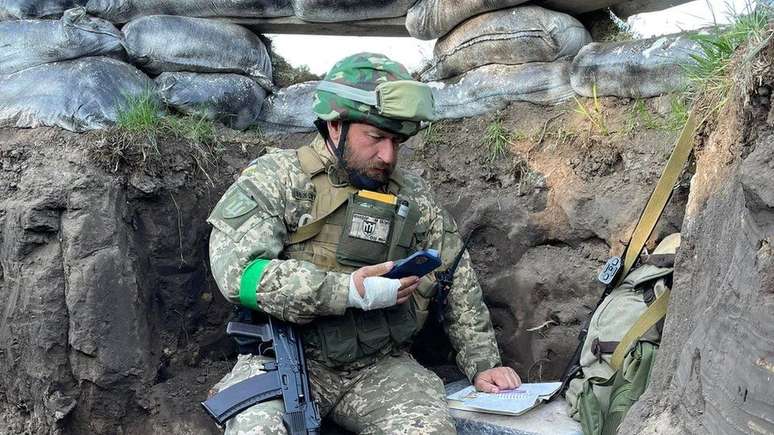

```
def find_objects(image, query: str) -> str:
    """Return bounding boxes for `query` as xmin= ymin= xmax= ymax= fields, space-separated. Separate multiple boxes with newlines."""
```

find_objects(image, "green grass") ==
xmin=631 ymin=99 xmax=662 ymax=130
xmin=665 ymin=95 xmax=690 ymax=130
xmin=99 ymin=91 xmax=220 ymax=174
xmin=116 ymin=91 xmax=217 ymax=145
xmin=683 ymin=1 xmax=772 ymax=121
xmin=423 ymin=122 xmax=442 ymax=145
xmin=483 ymin=120 xmax=512 ymax=161
xmin=117 ymin=91 xmax=163 ymax=134
xmin=164 ymin=113 xmax=216 ymax=145
xmin=574 ymin=84 xmax=610 ymax=136
xmin=626 ymin=96 xmax=690 ymax=132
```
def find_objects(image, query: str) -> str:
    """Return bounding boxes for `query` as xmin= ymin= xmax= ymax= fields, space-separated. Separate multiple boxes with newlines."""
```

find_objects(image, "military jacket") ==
xmin=207 ymin=136 xmax=501 ymax=381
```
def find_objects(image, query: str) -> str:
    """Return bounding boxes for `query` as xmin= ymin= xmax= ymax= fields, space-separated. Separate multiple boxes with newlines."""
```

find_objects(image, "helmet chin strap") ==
xmin=314 ymin=119 xmax=384 ymax=190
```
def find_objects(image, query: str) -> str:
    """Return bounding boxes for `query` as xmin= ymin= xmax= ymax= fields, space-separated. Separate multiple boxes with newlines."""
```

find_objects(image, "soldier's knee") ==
xmin=365 ymin=410 xmax=457 ymax=435
xmin=224 ymin=400 xmax=287 ymax=435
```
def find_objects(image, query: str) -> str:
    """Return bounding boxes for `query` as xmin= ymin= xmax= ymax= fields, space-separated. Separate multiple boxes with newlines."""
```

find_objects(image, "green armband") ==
xmin=239 ymin=259 xmax=271 ymax=310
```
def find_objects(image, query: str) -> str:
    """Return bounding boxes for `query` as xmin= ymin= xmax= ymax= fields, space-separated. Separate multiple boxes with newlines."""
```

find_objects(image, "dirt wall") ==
xmin=0 ymin=96 xmax=690 ymax=433
xmin=403 ymin=100 xmax=687 ymax=381
xmin=0 ymin=128 xmax=264 ymax=434
xmin=620 ymin=48 xmax=774 ymax=435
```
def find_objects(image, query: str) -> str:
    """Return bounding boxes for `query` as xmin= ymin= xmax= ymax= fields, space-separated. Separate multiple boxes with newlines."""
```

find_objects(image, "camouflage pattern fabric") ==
xmin=207 ymin=136 xmax=501 ymax=431
xmin=208 ymin=136 xmax=500 ymax=380
xmin=312 ymin=52 xmax=422 ymax=137
xmin=212 ymin=352 xmax=455 ymax=435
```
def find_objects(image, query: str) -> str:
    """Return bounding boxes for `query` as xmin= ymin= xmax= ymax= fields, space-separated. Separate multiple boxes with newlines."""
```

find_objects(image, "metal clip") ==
xmin=598 ymin=256 xmax=622 ymax=285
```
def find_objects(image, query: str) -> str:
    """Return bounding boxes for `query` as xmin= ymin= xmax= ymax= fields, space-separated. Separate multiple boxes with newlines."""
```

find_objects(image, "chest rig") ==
xmin=285 ymin=143 xmax=426 ymax=369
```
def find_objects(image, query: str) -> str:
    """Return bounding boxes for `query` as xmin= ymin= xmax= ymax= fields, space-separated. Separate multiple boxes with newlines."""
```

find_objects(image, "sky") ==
xmin=267 ymin=0 xmax=754 ymax=76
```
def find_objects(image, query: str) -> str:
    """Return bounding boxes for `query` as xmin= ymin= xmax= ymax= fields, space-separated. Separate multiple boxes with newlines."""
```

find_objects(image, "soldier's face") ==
xmin=328 ymin=121 xmax=405 ymax=186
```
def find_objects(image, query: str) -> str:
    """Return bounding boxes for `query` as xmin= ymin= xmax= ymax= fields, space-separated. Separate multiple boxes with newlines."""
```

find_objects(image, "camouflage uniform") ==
xmin=207 ymin=53 xmax=501 ymax=434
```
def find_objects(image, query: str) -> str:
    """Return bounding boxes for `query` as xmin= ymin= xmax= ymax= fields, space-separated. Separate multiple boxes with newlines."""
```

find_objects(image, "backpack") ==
xmin=565 ymin=260 xmax=673 ymax=435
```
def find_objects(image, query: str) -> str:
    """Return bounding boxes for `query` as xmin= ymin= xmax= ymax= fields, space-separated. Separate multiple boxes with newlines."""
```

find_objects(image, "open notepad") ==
xmin=446 ymin=382 xmax=562 ymax=416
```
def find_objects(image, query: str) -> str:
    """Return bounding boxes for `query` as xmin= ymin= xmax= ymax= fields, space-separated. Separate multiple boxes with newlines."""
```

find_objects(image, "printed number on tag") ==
xmin=349 ymin=213 xmax=391 ymax=244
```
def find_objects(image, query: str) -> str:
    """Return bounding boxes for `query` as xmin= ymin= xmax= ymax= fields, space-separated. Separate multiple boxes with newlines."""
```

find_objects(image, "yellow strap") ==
xmin=358 ymin=190 xmax=397 ymax=205
xmin=610 ymin=289 xmax=671 ymax=370
xmin=616 ymin=111 xmax=698 ymax=286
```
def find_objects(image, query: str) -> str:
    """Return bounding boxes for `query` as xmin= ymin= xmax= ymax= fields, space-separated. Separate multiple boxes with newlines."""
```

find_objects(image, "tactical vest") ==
xmin=284 ymin=144 xmax=431 ymax=369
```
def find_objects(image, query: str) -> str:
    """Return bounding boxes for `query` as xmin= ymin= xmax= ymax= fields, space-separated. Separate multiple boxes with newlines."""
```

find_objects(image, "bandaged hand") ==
xmin=347 ymin=261 xmax=420 ymax=310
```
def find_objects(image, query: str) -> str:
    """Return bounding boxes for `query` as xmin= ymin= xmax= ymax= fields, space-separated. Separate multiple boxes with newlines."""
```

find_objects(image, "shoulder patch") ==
xmin=221 ymin=187 xmax=258 ymax=219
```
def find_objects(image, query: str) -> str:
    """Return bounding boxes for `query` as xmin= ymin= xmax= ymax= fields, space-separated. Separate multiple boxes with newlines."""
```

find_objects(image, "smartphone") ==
xmin=383 ymin=249 xmax=442 ymax=279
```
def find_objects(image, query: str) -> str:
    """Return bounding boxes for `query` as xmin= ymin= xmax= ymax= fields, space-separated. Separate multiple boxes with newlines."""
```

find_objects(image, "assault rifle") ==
xmin=201 ymin=317 xmax=321 ymax=435
xmin=433 ymin=231 xmax=474 ymax=322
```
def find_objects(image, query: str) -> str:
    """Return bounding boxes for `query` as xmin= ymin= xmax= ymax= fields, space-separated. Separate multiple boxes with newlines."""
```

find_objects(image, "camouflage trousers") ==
xmin=211 ymin=352 xmax=457 ymax=435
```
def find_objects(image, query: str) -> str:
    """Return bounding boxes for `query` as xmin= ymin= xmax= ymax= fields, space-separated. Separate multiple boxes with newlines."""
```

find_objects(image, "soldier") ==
xmin=207 ymin=52 xmax=521 ymax=434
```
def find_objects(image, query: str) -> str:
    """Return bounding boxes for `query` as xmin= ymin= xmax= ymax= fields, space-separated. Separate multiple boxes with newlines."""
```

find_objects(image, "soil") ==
xmin=620 ymin=38 xmax=774 ymax=435
xmin=0 ymin=95 xmax=692 ymax=433
xmin=405 ymin=98 xmax=688 ymax=381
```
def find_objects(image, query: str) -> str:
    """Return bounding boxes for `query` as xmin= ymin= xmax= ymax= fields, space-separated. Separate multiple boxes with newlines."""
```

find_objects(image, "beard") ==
xmin=341 ymin=146 xmax=394 ymax=190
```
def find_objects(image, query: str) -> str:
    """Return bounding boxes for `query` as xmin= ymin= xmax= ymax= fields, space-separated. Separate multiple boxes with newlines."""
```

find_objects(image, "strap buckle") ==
xmin=598 ymin=256 xmax=622 ymax=285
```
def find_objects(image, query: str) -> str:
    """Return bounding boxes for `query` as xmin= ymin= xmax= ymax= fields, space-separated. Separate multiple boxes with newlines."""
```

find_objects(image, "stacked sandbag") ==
xmin=571 ymin=35 xmax=700 ymax=98
xmin=420 ymin=6 xmax=591 ymax=81
xmin=293 ymin=0 xmax=413 ymax=22
xmin=256 ymin=81 xmax=318 ymax=134
xmin=121 ymin=15 xmax=273 ymax=129
xmin=156 ymin=72 xmax=267 ymax=130
xmin=122 ymin=15 xmax=274 ymax=90
xmin=430 ymin=61 xmax=575 ymax=119
xmin=406 ymin=0 xmax=529 ymax=40
xmin=0 ymin=57 xmax=155 ymax=131
xmin=536 ymin=0 xmax=617 ymax=15
xmin=0 ymin=0 xmax=85 ymax=19
xmin=0 ymin=7 xmax=123 ymax=75
xmin=85 ymin=0 xmax=293 ymax=24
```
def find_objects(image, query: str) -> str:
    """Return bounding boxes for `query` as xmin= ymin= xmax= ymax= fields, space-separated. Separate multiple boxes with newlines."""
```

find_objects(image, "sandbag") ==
xmin=406 ymin=0 xmax=528 ymax=40
xmin=85 ymin=0 xmax=293 ymax=24
xmin=122 ymin=15 xmax=273 ymax=90
xmin=156 ymin=72 xmax=267 ymax=130
xmin=0 ymin=57 xmax=155 ymax=132
xmin=570 ymin=34 xmax=699 ymax=98
xmin=0 ymin=0 xmax=84 ymax=19
xmin=536 ymin=0 xmax=618 ymax=15
xmin=430 ymin=61 xmax=574 ymax=120
xmin=293 ymin=0 xmax=413 ymax=22
xmin=0 ymin=8 xmax=123 ymax=75
xmin=421 ymin=6 xmax=590 ymax=81
xmin=256 ymin=81 xmax=317 ymax=134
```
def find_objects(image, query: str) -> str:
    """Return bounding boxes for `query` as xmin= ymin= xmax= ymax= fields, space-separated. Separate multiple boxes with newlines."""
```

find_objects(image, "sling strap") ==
xmin=610 ymin=289 xmax=671 ymax=370
xmin=554 ymin=111 xmax=699 ymax=400
xmin=614 ymin=111 xmax=698 ymax=287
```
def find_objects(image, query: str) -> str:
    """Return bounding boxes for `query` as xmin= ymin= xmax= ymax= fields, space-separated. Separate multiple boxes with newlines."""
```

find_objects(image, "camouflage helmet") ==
xmin=313 ymin=52 xmax=434 ymax=137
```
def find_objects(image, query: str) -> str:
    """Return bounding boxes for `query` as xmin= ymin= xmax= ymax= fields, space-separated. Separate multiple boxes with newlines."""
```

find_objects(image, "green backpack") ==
xmin=565 ymin=262 xmax=673 ymax=435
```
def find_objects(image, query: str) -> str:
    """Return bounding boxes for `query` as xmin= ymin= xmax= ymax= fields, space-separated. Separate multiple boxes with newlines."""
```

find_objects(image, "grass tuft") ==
xmin=483 ymin=120 xmax=512 ymax=161
xmin=423 ymin=122 xmax=442 ymax=146
xmin=626 ymin=96 xmax=690 ymax=133
xmin=574 ymin=84 xmax=610 ymax=136
xmin=116 ymin=91 xmax=164 ymax=134
xmin=95 ymin=91 xmax=220 ymax=177
xmin=683 ymin=1 xmax=772 ymax=123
